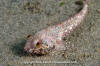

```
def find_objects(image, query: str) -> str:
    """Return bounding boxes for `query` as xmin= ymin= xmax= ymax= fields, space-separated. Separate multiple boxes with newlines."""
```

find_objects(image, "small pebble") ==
xmin=59 ymin=2 xmax=65 ymax=7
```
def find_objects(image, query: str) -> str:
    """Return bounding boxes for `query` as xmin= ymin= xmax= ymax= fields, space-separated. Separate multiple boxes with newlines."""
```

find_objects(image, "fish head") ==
xmin=24 ymin=35 xmax=49 ymax=55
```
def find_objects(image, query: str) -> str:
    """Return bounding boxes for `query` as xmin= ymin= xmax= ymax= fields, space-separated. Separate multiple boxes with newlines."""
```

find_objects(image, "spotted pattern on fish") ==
xmin=24 ymin=0 xmax=88 ymax=55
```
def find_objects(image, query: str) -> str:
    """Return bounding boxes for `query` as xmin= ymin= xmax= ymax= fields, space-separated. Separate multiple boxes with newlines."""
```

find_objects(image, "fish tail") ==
xmin=60 ymin=0 xmax=88 ymax=37
xmin=85 ymin=0 xmax=88 ymax=4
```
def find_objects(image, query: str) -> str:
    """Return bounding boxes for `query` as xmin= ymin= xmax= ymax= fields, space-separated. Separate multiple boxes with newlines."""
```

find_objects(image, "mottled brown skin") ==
xmin=24 ymin=0 xmax=88 ymax=55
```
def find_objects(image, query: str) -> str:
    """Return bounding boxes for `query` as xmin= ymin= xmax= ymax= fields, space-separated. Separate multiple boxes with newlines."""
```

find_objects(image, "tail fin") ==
xmin=85 ymin=0 xmax=88 ymax=4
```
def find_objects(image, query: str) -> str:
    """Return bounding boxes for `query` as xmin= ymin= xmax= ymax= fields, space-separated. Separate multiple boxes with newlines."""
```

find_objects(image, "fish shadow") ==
xmin=11 ymin=39 xmax=46 ymax=57
xmin=75 ymin=0 xmax=83 ymax=12
xmin=11 ymin=39 xmax=28 ymax=56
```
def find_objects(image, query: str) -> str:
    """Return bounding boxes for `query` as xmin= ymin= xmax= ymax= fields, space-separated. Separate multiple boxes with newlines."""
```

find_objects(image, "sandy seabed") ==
xmin=0 ymin=0 xmax=100 ymax=66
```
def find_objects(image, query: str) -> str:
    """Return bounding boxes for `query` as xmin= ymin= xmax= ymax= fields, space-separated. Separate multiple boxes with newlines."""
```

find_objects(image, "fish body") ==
xmin=24 ymin=0 xmax=88 ymax=54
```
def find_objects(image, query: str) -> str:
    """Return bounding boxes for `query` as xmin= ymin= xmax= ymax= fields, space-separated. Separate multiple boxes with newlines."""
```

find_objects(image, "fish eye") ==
xmin=36 ymin=42 xmax=41 ymax=48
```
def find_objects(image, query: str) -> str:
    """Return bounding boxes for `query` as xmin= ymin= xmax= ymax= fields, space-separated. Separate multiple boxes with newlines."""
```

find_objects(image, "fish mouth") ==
xmin=27 ymin=45 xmax=49 ymax=54
xmin=24 ymin=44 xmax=51 ymax=55
xmin=28 ymin=48 xmax=48 ymax=55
